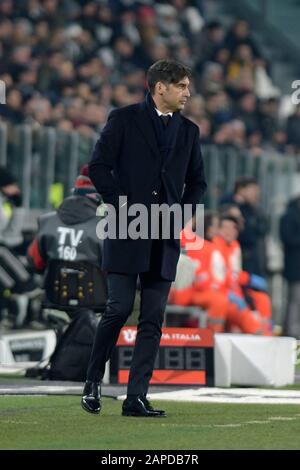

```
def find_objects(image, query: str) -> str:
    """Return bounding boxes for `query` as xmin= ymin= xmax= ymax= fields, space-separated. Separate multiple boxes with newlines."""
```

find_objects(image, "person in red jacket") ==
xmin=171 ymin=211 xmax=271 ymax=335
xmin=219 ymin=205 xmax=272 ymax=335
xmin=213 ymin=215 xmax=271 ymax=335
xmin=169 ymin=212 xmax=229 ymax=332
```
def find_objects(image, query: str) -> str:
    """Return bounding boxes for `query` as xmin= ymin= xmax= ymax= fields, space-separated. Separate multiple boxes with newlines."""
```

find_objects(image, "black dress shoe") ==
xmin=141 ymin=396 xmax=166 ymax=416
xmin=81 ymin=381 xmax=101 ymax=414
xmin=122 ymin=395 xmax=166 ymax=417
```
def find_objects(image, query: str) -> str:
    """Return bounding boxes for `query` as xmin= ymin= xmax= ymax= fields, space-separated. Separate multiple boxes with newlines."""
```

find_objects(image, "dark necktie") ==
xmin=160 ymin=114 xmax=171 ymax=127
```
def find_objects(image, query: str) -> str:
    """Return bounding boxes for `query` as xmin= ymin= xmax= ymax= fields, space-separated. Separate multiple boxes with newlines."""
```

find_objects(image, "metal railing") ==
xmin=202 ymin=144 xmax=299 ymax=217
xmin=0 ymin=124 xmax=97 ymax=209
xmin=1 ymin=123 xmax=299 ymax=214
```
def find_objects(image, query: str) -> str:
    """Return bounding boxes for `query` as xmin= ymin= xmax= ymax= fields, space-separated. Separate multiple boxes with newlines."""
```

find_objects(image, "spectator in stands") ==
xmin=280 ymin=195 xmax=300 ymax=339
xmin=211 ymin=46 xmax=231 ymax=71
xmin=0 ymin=0 xmax=293 ymax=158
xmin=224 ymin=19 xmax=262 ymax=59
xmin=268 ymin=128 xmax=288 ymax=154
xmin=200 ymin=62 xmax=225 ymax=95
xmin=194 ymin=20 xmax=225 ymax=66
xmin=254 ymin=58 xmax=280 ymax=100
xmin=246 ymin=129 xmax=264 ymax=157
xmin=197 ymin=117 xmax=212 ymax=144
xmin=183 ymin=94 xmax=206 ymax=121
xmin=226 ymin=44 xmax=255 ymax=98
xmin=286 ymin=104 xmax=300 ymax=154
xmin=236 ymin=92 xmax=259 ymax=135
xmin=231 ymin=119 xmax=247 ymax=148
xmin=0 ymin=88 xmax=24 ymax=124
xmin=220 ymin=176 xmax=268 ymax=275
xmin=258 ymin=97 xmax=281 ymax=141
xmin=206 ymin=90 xmax=234 ymax=126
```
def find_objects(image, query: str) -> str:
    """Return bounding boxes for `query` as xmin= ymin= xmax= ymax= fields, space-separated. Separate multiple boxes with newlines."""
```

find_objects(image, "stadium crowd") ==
xmin=1 ymin=0 xmax=300 ymax=155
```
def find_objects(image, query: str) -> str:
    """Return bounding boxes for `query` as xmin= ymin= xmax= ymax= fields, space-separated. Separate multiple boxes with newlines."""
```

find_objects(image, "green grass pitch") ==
xmin=0 ymin=396 xmax=300 ymax=450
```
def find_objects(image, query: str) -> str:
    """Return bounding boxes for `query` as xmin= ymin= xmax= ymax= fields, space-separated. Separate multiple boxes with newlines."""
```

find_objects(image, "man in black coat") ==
xmin=220 ymin=176 xmax=268 ymax=276
xmin=81 ymin=59 xmax=207 ymax=417
xmin=280 ymin=196 xmax=300 ymax=339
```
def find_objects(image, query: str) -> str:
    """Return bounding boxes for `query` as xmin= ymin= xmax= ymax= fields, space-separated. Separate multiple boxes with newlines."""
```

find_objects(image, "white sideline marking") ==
xmin=160 ymin=415 xmax=300 ymax=429
xmin=0 ymin=386 xmax=82 ymax=394
xmin=268 ymin=416 xmax=296 ymax=421
xmin=1 ymin=384 xmax=300 ymax=404
xmin=119 ymin=387 xmax=300 ymax=404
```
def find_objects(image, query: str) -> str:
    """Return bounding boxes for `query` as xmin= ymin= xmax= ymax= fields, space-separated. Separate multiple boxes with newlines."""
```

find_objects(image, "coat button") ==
xmin=162 ymin=168 xmax=166 ymax=173
xmin=152 ymin=190 xmax=158 ymax=196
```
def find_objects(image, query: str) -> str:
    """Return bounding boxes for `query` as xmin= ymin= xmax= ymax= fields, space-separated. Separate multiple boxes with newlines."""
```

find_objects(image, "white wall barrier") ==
xmin=214 ymin=333 xmax=297 ymax=387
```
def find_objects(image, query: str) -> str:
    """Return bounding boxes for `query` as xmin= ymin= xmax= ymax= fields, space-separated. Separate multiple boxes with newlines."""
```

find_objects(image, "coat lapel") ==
xmin=131 ymin=101 xmax=184 ymax=162
xmin=164 ymin=114 xmax=183 ymax=166
xmin=132 ymin=102 xmax=161 ymax=158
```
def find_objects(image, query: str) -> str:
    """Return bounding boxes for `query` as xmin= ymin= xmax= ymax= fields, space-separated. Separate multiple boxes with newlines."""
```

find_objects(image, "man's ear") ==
xmin=156 ymin=81 xmax=166 ymax=95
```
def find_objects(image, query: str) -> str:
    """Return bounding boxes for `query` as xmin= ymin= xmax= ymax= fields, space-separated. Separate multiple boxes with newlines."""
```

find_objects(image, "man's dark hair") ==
xmin=147 ymin=60 xmax=191 ymax=95
xmin=206 ymin=20 xmax=223 ymax=31
xmin=234 ymin=175 xmax=257 ymax=194
xmin=220 ymin=215 xmax=239 ymax=227
xmin=191 ymin=210 xmax=218 ymax=236
xmin=219 ymin=203 xmax=238 ymax=216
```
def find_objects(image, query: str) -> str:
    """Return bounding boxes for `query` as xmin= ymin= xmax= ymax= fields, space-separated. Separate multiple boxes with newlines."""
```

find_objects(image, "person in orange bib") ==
xmin=169 ymin=212 xmax=228 ymax=332
xmin=219 ymin=205 xmax=272 ymax=335
xmin=213 ymin=215 xmax=271 ymax=335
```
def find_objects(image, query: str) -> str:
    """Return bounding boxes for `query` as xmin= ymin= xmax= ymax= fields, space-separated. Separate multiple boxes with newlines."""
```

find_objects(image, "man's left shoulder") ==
xmin=180 ymin=115 xmax=200 ymax=135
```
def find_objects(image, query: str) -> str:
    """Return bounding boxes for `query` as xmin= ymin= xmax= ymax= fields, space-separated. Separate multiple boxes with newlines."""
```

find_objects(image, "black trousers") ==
xmin=86 ymin=241 xmax=172 ymax=395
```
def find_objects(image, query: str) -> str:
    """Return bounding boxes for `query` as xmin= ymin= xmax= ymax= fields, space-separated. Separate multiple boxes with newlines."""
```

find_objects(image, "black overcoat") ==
xmin=89 ymin=98 xmax=207 ymax=280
